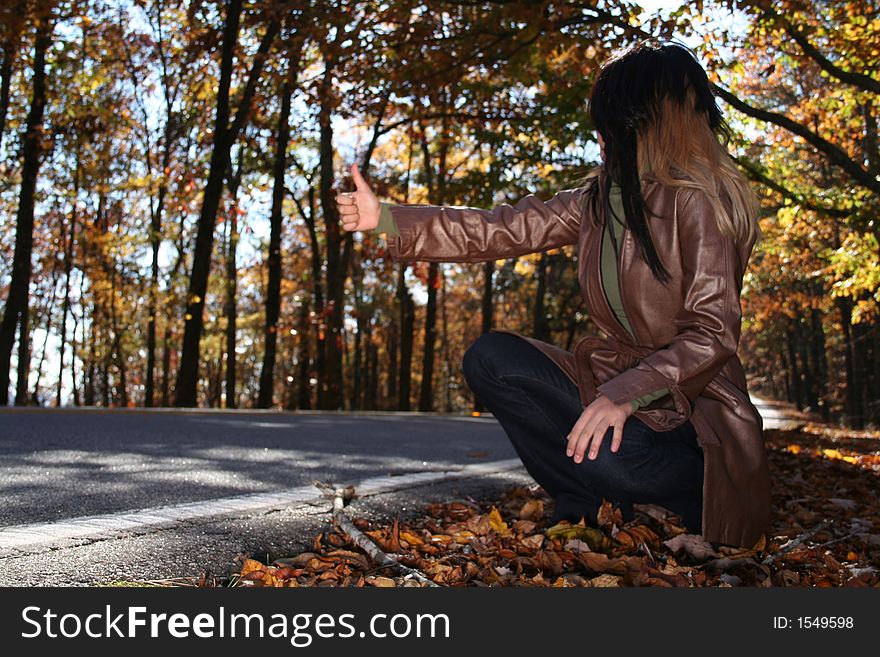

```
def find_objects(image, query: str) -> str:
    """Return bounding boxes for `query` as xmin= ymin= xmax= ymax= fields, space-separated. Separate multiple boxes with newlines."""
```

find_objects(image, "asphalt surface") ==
xmin=0 ymin=409 xmax=516 ymax=528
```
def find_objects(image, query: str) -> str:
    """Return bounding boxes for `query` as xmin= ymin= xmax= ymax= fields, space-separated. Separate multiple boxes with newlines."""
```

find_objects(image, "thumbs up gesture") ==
xmin=336 ymin=163 xmax=380 ymax=232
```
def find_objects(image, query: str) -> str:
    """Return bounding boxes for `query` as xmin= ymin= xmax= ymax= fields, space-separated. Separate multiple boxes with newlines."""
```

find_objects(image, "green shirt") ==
xmin=375 ymin=194 xmax=670 ymax=411
xmin=603 ymin=184 xmax=670 ymax=410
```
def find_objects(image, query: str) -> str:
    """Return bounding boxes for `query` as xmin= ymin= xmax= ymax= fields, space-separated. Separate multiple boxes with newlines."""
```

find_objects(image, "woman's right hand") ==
xmin=336 ymin=163 xmax=380 ymax=232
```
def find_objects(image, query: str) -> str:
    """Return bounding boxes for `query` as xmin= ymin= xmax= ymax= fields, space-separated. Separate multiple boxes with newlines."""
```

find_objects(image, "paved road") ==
xmin=0 ymin=409 xmax=516 ymax=528
xmin=0 ymin=395 xmax=799 ymax=585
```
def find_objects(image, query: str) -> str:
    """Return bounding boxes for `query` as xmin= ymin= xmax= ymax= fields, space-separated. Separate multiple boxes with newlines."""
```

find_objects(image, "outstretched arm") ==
xmin=377 ymin=187 xmax=587 ymax=263
xmin=336 ymin=162 xmax=589 ymax=263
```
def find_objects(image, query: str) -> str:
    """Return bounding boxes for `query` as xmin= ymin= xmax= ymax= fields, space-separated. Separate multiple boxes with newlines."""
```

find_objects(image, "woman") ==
xmin=335 ymin=40 xmax=771 ymax=550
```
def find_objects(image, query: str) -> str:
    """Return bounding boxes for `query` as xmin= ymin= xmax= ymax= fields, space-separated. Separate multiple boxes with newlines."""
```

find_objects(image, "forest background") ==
xmin=0 ymin=0 xmax=877 ymax=428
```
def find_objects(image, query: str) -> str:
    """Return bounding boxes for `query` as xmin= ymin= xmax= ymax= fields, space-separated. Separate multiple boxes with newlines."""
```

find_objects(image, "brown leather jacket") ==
xmin=383 ymin=168 xmax=771 ymax=549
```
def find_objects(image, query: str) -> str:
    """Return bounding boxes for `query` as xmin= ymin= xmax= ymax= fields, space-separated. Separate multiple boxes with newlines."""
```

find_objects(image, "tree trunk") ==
xmin=258 ymin=42 xmax=301 ymax=408
xmin=224 ymin=185 xmax=240 ymax=409
xmin=0 ymin=7 xmax=53 ymax=405
xmin=0 ymin=0 xmax=25 ymax=151
xmin=15 ymin=308 xmax=30 ymax=405
xmin=440 ymin=264 xmax=452 ymax=413
xmin=793 ymin=315 xmax=817 ymax=411
xmin=317 ymin=52 xmax=344 ymax=410
xmin=398 ymin=266 xmax=414 ymax=411
xmin=533 ymin=253 xmax=549 ymax=341
xmin=145 ymin=128 xmax=172 ymax=407
xmin=174 ymin=0 xmax=241 ymax=406
xmin=352 ymin=280 xmax=364 ymax=410
xmin=161 ymin=323 xmax=173 ymax=406
xmin=473 ymin=259 xmax=494 ymax=412
xmin=366 ymin=332 xmax=378 ymax=411
xmin=872 ymin=318 xmax=880 ymax=425
xmin=175 ymin=3 xmax=278 ymax=406
xmin=808 ymin=290 xmax=829 ymax=421
xmin=836 ymin=296 xmax=857 ymax=424
xmin=57 ymin=159 xmax=79 ymax=406
xmin=851 ymin=306 xmax=871 ymax=429
xmin=785 ymin=323 xmax=803 ymax=410
xmin=85 ymin=304 xmax=96 ymax=406
xmin=294 ymin=296 xmax=311 ymax=410
xmin=418 ymin=262 xmax=440 ymax=412
xmin=387 ymin=319 xmax=398 ymax=406
xmin=301 ymin=186 xmax=325 ymax=408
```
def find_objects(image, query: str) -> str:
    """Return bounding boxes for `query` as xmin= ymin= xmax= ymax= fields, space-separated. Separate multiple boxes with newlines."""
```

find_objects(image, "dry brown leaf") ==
xmin=615 ymin=524 xmax=660 ymax=549
xmin=536 ymin=550 xmax=564 ymax=577
xmin=513 ymin=519 xmax=538 ymax=535
xmin=520 ymin=534 xmax=545 ymax=551
xmin=663 ymin=534 xmax=719 ymax=562
xmin=366 ymin=576 xmax=396 ymax=587
xmin=588 ymin=574 xmax=621 ymax=587
xmin=466 ymin=513 xmax=492 ymax=536
xmin=596 ymin=499 xmax=623 ymax=531
xmin=387 ymin=516 xmax=402 ymax=553
xmin=563 ymin=538 xmax=592 ymax=553
xmin=518 ymin=499 xmax=545 ymax=522
xmin=324 ymin=549 xmax=371 ymax=571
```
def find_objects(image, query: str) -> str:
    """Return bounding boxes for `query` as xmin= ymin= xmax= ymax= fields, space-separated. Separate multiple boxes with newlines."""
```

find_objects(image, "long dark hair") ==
xmin=583 ymin=39 xmax=759 ymax=285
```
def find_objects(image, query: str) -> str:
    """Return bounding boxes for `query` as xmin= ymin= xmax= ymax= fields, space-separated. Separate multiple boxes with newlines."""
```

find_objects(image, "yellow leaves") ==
xmin=240 ymin=558 xmax=264 ymax=577
xmin=545 ymin=519 xmax=612 ymax=553
xmin=828 ymin=230 xmax=880 ymax=321
xmin=821 ymin=448 xmax=860 ymax=465
xmin=488 ymin=506 xmax=510 ymax=535
xmin=787 ymin=443 xmax=860 ymax=465
xmin=537 ymin=163 xmax=556 ymax=178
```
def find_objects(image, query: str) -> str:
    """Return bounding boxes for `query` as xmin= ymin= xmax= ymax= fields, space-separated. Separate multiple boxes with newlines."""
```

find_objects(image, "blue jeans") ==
xmin=462 ymin=331 xmax=704 ymax=533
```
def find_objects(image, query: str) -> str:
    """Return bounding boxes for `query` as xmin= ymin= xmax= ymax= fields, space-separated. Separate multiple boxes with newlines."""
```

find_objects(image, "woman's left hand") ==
xmin=566 ymin=393 xmax=634 ymax=463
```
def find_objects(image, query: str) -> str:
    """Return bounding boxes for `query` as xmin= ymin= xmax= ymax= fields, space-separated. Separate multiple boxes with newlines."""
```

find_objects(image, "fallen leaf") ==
xmin=488 ymin=506 xmax=511 ymax=535
xmin=520 ymin=534 xmax=545 ymax=551
xmin=663 ymin=534 xmax=719 ymax=562
xmin=563 ymin=538 xmax=592 ymax=553
xmin=365 ymin=576 xmax=396 ymax=587
xmin=518 ymin=499 xmax=544 ymax=521
xmin=615 ymin=524 xmax=660 ymax=549
xmin=588 ymin=574 xmax=621 ymax=587
xmin=546 ymin=521 xmax=611 ymax=552
xmin=387 ymin=516 xmax=402 ymax=552
xmin=240 ymin=559 xmax=265 ymax=577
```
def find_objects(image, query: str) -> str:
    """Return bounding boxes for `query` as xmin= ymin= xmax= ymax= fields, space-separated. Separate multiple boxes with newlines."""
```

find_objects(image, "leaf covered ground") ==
xmin=205 ymin=423 xmax=879 ymax=588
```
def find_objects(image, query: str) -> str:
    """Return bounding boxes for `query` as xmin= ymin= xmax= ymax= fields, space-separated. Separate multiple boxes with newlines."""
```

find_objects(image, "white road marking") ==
xmin=0 ymin=459 xmax=523 ymax=554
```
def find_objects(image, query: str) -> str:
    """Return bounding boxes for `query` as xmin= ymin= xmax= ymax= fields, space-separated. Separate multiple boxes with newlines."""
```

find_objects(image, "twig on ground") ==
xmin=761 ymin=518 xmax=833 ymax=566
xmin=814 ymin=530 xmax=858 ymax=549
xmin=314 ymin=481 xmax=440 ymax=587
